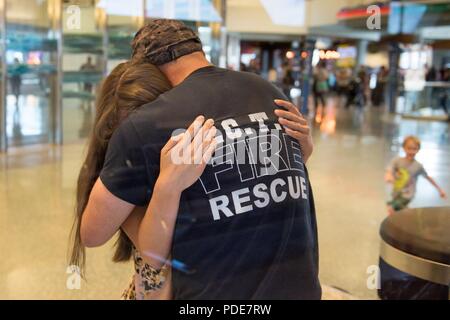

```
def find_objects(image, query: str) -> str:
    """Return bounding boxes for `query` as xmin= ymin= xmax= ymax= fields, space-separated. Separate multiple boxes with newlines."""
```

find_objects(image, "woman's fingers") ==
xmin=193 ymin=118 xmax=214 ymax=152
xmin=202 ymin=126 xmax=217 ymax=147
xmin=274 ymin=109 xmax=307 ymax=125
xmin=278 ymin=117 xmax=310 ymax=135
xmin=274 ymin=99 xmax=301 ymax=116
xmin=193 ymin=124 xmax=216 ymax=164
xmin=201 ymin=138 xmax=218 ymax=164
xmin=162 ymin=132 xmax=184 ymax=153
xmin=181 ymin=115 xmax=205 ymax=149
xmin=272 ymin=103 xmax=311 ymax=144
xmin=163 ymin=115 xmax=217 ymax=165
xmin=285 ymin=127 xmax=303 ymax=140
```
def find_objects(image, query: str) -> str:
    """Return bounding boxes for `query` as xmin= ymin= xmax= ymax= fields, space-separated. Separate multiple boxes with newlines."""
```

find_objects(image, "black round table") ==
xmin=378 ymin=207 xmax=450 ymax=300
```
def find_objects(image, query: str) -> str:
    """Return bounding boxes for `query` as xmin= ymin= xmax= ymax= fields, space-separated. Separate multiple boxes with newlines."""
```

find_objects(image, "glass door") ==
xmin=4 ymin=0 xmax=60 ymax=147
xmin=62 ymin=0 xmax=105 ymax=143
xmin=105 ymin=0 xmax=144 ymax=71
xmin=62 ymin=0 xmax=143 ymax=143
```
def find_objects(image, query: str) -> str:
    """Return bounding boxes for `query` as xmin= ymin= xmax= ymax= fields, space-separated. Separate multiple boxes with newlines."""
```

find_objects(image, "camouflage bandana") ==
xmin=131 ymin=19 xmax=203 ymax=65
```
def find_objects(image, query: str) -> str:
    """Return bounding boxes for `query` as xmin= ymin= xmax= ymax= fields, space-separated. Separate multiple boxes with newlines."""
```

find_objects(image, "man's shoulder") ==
xmin=225 ymin=69 xmax=286 ymax=98
xmin=122 ymin=95 xmax=176 ymax=145
xmin=109 ymin=115 xmax=140 ymax=146
xmin=227 ymin=68 xmax=272 ymax=84
xmin=126 ymin=93 xmax=172 ymax=123
xmin=189 ymin=66 xmax=278 ymax=89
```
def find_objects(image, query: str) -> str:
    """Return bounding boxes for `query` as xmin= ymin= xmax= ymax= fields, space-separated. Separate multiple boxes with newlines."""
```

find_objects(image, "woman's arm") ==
xmin=120 ymin=207 xmax=145 ymax=248
xmin=137 ymin=116 xmax=217 ymax=269
xmin=80 ymin=116 xmax=216 ymax=249
xmin=135 ymin=181 xmax=181 ymax=269
xmin=120 ymin=207 xmax=172 ymax=300
xmin=81 ymin=179 xmax=135 ymax=247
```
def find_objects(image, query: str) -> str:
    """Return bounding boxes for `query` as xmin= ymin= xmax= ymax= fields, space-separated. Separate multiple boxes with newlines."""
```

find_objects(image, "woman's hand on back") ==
xmin=137 ymin=116 xmax=216 ymax=270
xmin=274 ymin=99 xmax=313 ymax=163
xmin=156 ymin=115 xmax=217 ymax=194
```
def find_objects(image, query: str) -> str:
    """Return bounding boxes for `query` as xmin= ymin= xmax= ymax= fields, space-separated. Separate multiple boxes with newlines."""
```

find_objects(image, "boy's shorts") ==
xmin=387 ymin=195 xmax=411 ymax=211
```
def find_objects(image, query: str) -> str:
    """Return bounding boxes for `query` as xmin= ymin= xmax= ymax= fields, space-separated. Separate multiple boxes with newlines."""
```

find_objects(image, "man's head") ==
xmin=131 ymin=19 xmax=210 ymax=86
xmin=131 ymin=19 xmax=204 ymax=66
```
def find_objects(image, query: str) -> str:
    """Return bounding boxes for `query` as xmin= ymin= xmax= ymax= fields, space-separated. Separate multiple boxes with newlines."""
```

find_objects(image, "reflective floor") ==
xmin=6 ymin=93 xmax=50 ymax=146
xmin=6 ymin=91 xmax=94 ymax=147
xmin=0 ymin=98 xmax=449 ymax=299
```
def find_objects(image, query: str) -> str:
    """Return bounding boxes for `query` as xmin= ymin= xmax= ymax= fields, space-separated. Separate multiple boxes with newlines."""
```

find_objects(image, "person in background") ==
xmin=247 ymin=58 xmax=261 ymax=74
xmin=335 ymin=67 xmax=351 ymax=104
xmin=438 ymin=68 xmax=449 ymax=118
xmin=80 ymin=56 xmax=96 ymax=94
xmin=346 ymin=67 xmax=366 ymax=109
xmin=357 ymin=65 xmax=369 ymax=106
xmin=281 ymin=61 xmax=294 ymax=98
xmin=313 ymin=61 xmax=329 ymax=119
xmin=385 ymin=136 xmax=447 ymax=215
xmin=10 ymin=58 xmax=25 ymax=103
xmin=78 ymin=56 xmax=98 ymax=134
xmin=372 ymin=66 xmax=388 ymax=107
xmin=425 ymin=65 xmax=438 ymax=116
xmin=268 ymin=67 xmax=278 ymax=84
xmin=327 ymin=69 xmax=336 ymax=92
xmin=425 ymin=65 xmax=437 ymax=82
xmin=439 ymin=67 xmax=449 ymax=82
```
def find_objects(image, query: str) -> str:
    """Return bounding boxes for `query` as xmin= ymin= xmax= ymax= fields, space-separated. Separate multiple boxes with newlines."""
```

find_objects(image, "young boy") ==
xmin=385 ymin=135 xmax=447 ymax=215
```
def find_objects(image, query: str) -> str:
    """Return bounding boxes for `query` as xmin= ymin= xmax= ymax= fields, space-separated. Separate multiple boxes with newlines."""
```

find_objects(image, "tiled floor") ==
xmin=0 ymin=99 xmax=449 ymax=299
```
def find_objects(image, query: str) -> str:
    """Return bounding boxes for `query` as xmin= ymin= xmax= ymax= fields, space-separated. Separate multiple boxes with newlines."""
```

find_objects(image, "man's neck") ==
xmin=159 ymin=53 xmax=212 ymax=86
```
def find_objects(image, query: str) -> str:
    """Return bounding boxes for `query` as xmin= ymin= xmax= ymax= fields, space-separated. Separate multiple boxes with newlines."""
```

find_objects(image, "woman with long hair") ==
xmin=69 ymin=61 xmax=313 ymax=300
xmin=69 ymin=61 xmax=217 ymax=299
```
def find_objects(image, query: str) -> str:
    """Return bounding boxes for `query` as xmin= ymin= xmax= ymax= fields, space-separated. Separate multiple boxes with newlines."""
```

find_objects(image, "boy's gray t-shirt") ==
xmin=388 ymin=157 xmax=428 ymax=199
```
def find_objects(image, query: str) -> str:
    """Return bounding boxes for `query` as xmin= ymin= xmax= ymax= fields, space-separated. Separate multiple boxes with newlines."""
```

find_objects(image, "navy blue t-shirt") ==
xmin=100 ymin=66 xmax=321 ymax=299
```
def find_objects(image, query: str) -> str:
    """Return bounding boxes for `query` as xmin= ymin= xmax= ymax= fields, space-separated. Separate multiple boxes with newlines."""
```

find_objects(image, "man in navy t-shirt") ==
xmin=99 ymin=19 xmax=321 ymax=299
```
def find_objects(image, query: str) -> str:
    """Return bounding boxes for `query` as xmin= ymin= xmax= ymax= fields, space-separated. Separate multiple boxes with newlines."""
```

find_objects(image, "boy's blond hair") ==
xmin=402 ymin=135 xmax=421 ymax=149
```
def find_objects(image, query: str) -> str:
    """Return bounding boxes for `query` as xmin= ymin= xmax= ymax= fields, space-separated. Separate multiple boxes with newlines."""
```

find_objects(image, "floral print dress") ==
xmin=121 ymin=248 xmax=170 ymax=300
